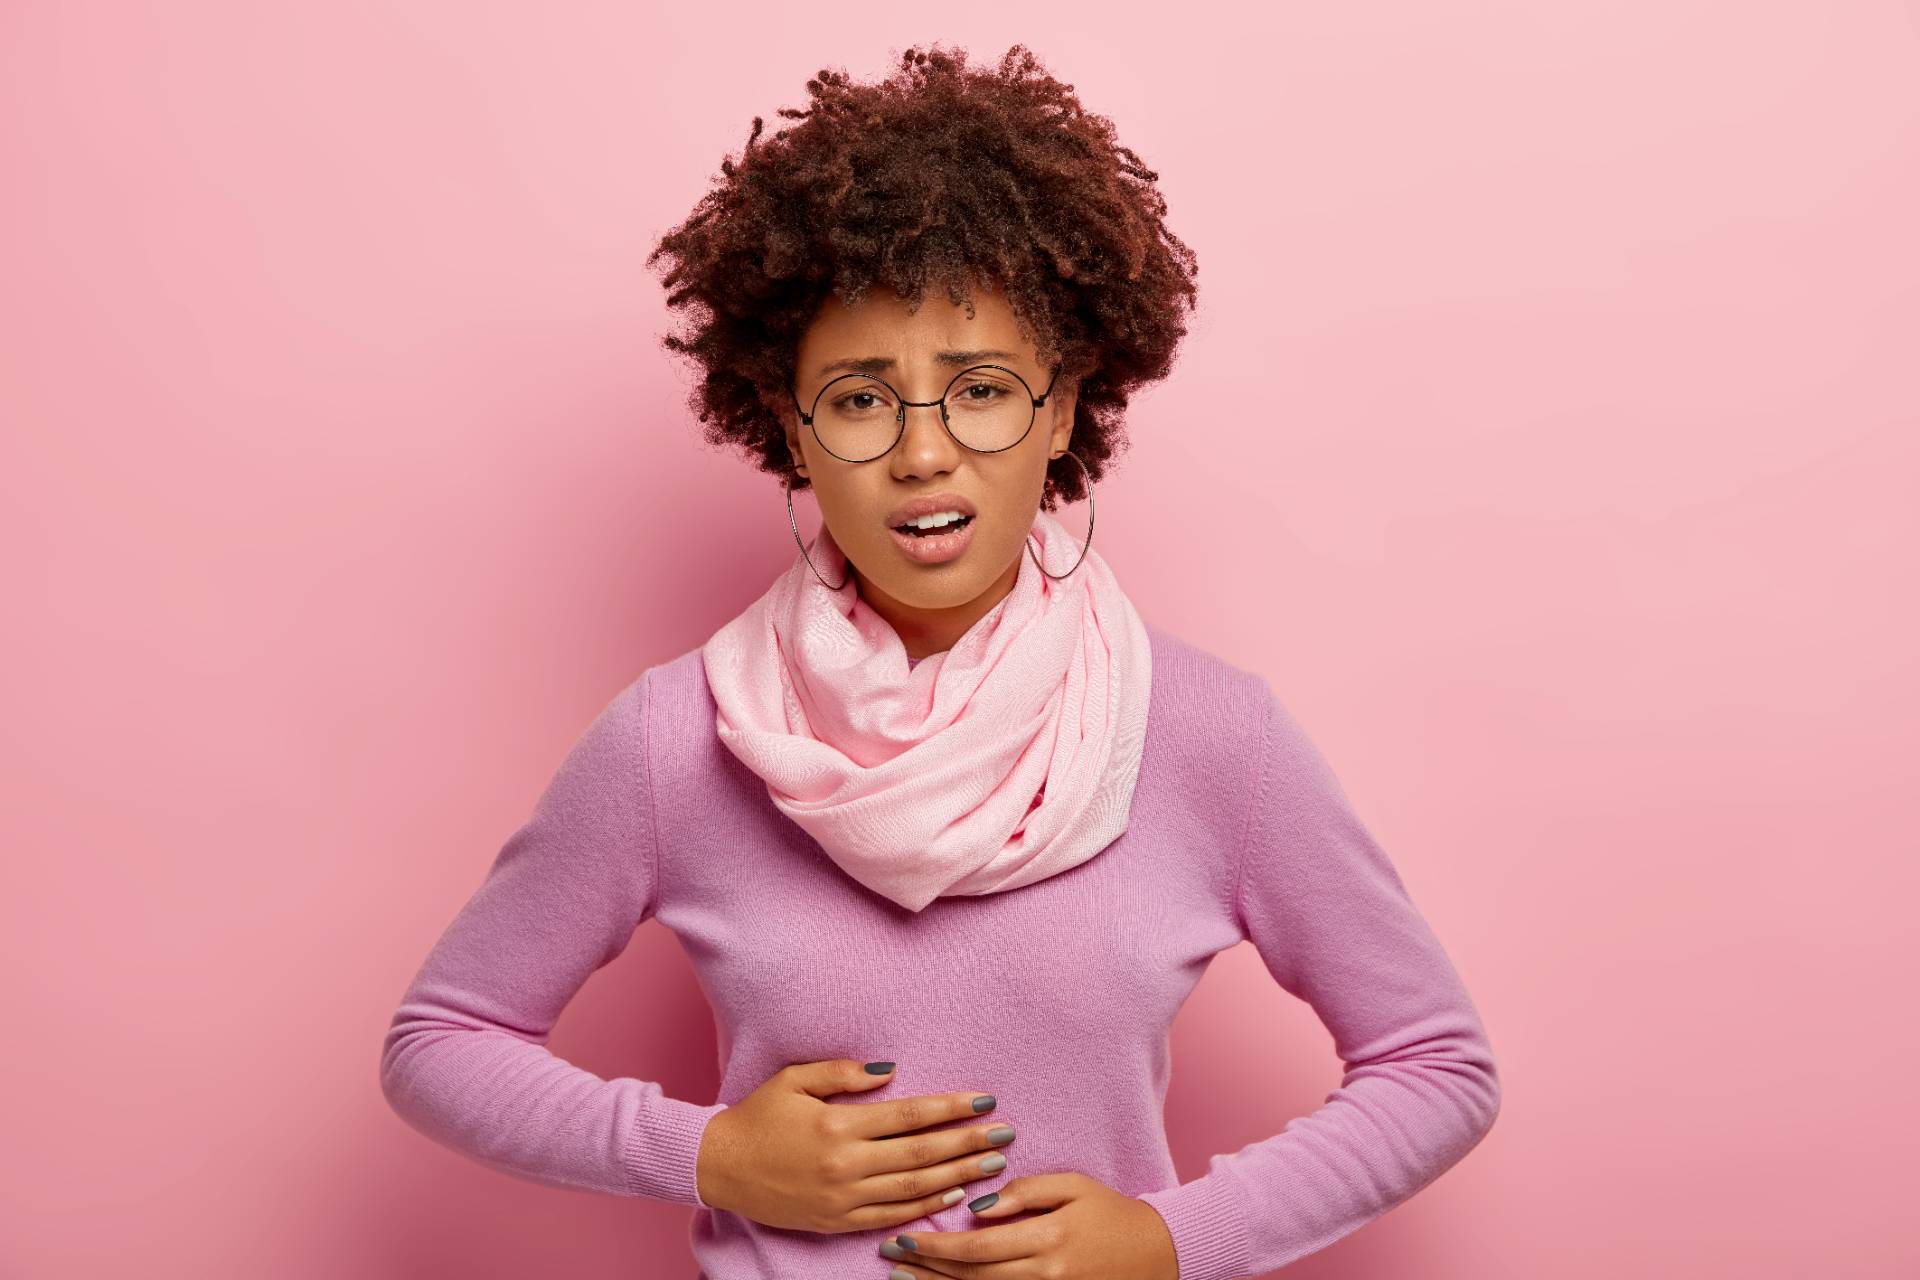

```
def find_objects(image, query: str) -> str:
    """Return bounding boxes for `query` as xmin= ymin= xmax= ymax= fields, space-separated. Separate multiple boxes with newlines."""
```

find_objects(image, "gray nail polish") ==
xmin=969 ymin=1191 xmax=1000 ymax=1213
xmin=890 ymin=1270 xmax=914 ymax=1280
xmin=879 ymin=1240 xmax=906 ymax=1260
xmin=864 ymin=1061 xmax=895 ymax=1074
xmin=895 ymin=1234 xmax=917 ymax=1250
xmin=971 ymin=1094 xmax=996 ymax=1112
xmin=979 ymin=1153 xmax=1007 ymax=1173
xmin=986 ymin=1125 xmax=1015 ymax=1146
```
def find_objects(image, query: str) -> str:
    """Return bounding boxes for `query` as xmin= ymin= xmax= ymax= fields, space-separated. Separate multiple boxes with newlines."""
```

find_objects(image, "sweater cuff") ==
xmin=620 ymin=1093 xmax=729 ymax=1207
xmin=1136 ymin=1171 xmax=1253 ymax=1280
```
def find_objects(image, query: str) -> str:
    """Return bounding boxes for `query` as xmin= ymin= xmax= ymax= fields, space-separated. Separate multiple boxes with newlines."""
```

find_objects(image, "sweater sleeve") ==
xmin=1136 ymin=683 xmax=1502 ymax=1279
xmin=378 ymin=669 xmax=727 ymax=1205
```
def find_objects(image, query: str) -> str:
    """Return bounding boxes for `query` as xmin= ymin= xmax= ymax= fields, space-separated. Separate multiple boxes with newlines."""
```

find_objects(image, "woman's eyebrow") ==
xmin=817 ymin=349 xmax=1019 ymax=376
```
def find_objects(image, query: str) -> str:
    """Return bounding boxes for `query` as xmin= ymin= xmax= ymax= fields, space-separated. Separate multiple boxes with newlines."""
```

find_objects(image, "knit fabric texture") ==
xmin=380 ymin=621 xmax=1501 ymax=1279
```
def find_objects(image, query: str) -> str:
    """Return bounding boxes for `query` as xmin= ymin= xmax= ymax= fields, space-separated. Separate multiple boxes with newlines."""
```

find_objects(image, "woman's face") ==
xmin=782 ymin=282 xmax=1076 ymax=655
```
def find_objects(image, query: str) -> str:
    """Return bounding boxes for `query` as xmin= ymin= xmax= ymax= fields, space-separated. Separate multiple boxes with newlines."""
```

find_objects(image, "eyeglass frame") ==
xmin=790 ymin=363 xmax=1063 ymax=463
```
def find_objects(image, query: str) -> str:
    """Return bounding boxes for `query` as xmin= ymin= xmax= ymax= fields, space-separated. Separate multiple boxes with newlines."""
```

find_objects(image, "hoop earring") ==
xmin=1026 ymin=448 xmax=1095 ymax=580
xmin=787 ymin=478 xmax=851 ymax=591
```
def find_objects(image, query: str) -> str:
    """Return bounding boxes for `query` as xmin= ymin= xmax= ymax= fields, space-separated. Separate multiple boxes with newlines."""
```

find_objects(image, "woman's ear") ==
xmin=784 ymin=413 xmax=809 ymax=480
xmin=1046 ymin=379 xmax=1078 ymax=456
xmin=767 ymin=391 xmax=809 ymax=479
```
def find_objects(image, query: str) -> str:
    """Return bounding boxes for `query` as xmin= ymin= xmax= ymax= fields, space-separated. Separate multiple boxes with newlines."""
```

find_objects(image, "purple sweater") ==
xmin=380 ymin=622 xmax=1500 ymax=1279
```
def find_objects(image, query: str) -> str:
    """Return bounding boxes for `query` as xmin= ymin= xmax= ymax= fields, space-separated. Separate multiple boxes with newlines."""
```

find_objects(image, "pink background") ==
xmin=4 ymin=3 xmax=1915 ymax=1276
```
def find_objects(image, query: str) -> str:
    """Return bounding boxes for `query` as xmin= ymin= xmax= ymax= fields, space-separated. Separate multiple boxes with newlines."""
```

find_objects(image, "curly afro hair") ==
xmin=644 ymin=41 xmax=1200 ymax=508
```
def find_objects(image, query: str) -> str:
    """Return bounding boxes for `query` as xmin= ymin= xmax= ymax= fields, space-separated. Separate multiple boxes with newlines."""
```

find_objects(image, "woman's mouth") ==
xmin=888 ymin=512 xmax=977 ymax=564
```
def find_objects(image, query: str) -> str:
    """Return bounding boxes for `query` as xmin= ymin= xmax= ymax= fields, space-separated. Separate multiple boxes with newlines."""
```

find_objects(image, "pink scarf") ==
xmin=701 ymin=507 xmax=1152 ymax=913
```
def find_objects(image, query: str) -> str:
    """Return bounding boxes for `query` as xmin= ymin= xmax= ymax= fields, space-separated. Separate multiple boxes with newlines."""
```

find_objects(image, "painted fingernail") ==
xmin=971 ymin=1094 xmax=996 ymax=1112
xmin=986 ymin=1125 xmax=1015 ymax=1146
xmin=941 ymin=1187 xmax=965 ymax=1205
xmin=890 ymin=1270 xmax=914 ymax=1280
xmin=865 ymin=1061 xmax=895 ymax=1074
xmin=895 ymin=1234 xmax=917 ymax=1250
xmin=879 ymin=1240 xmax=906 ymax=1260
xmin=969 ymin=1191 xmax=1000 ymax=1213
xmin=978 ymin=1153 xmax=1007 ymax=1173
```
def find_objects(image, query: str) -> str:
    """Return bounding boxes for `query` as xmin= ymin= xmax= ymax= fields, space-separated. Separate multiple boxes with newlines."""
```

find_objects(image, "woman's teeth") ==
xmin=896 ymin=511 xmax=972 ymax=536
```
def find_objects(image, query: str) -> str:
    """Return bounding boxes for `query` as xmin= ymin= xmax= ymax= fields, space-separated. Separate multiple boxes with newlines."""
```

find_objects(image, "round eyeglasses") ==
xmin=792 ymin=364 xmax=1062 ymax=463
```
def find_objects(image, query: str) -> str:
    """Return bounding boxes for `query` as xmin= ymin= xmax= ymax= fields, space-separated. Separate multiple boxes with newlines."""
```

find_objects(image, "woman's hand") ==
xmin=879 ymin=1171 xmax=1179 ymax=1280
xmin=695 ymin=1058 xmax=1015 ymax=1235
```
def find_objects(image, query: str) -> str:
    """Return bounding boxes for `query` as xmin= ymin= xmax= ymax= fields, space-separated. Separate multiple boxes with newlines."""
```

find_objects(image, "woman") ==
xmin=380 ymin=43 xmax=1500 ymax=1280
